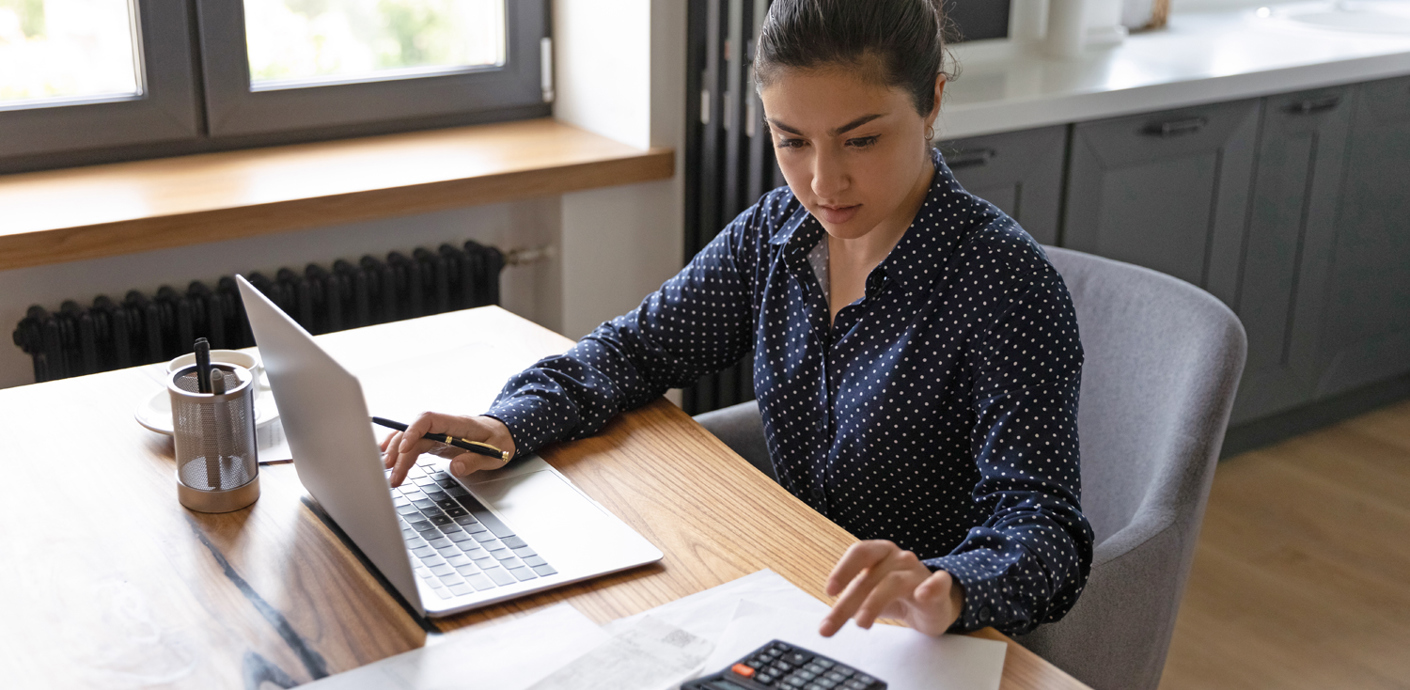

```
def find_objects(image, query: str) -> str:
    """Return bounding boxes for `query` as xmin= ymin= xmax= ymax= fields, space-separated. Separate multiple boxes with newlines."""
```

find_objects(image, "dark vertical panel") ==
xmin=938 ymin=126 xmax=1068 ymax=245
xmin=1228 ymin=87 xmax=1350 ymax=424
xmin=1062 ymin=99 xmax=1260 ymax=306
xmin=1316 ymin=76 xmax=1410 ymax=396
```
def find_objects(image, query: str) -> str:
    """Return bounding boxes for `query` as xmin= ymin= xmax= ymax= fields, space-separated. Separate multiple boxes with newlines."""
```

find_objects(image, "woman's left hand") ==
xmin=819 ymin=540 xmax=965 ymax=637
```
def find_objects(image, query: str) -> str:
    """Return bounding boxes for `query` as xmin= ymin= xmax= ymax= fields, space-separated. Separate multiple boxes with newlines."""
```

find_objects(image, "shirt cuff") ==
xmin=926 ymin=551 xmax=1006 ymax=633
xmin=484 ymin=394 xmax=570 ymax=459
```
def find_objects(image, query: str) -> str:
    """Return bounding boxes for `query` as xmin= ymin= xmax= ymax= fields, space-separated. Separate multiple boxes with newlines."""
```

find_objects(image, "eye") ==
xmin=847 ymin=135 xmax=879 ymax=148
xmin=776 ymin=137 xmax=807 ymax=149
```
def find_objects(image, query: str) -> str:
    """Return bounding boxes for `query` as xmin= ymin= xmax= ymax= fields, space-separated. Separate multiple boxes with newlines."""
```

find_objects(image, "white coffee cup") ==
xmin=167 ymin=349 xmax=267 ymax=397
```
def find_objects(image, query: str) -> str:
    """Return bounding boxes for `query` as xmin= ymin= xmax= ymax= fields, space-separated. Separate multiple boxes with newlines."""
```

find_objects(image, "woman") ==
xmin=382 ymin=0 xmax=1093 ymax=638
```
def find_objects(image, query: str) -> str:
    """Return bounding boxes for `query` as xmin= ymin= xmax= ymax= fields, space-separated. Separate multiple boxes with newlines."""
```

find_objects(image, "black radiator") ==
xmin=12 ymin=240 xmax=504 ymax=384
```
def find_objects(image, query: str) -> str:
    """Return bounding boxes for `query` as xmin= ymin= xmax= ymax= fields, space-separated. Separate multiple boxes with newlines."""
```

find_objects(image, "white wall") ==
xmin=0 ymin=0 xmax=687 ymax=391
xmin=554 ymin=0 xmax=687 ymax=339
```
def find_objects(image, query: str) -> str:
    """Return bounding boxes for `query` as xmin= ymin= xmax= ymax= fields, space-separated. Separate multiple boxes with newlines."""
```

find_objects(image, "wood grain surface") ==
xmin=1159 ymin=398 xmax=1410 ymax=690
xmin=0 ymin=118 xmax=673 ymax=271
xmin=0 ymin=307 xmax=1088 ymax=689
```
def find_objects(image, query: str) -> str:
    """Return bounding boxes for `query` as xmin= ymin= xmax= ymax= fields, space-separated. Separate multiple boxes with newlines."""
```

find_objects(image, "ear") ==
xmin=926 ymin=73 xmax=947 ymax=132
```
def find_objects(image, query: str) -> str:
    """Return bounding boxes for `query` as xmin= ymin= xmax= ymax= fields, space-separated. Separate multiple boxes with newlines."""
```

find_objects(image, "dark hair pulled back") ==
xmin=753 ymin=0 xmax=953 ymax=117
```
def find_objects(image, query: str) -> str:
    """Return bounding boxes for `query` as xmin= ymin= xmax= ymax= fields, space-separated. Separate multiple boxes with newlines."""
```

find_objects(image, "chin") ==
xmin=814 ymin=214 xmax=873 ymax=240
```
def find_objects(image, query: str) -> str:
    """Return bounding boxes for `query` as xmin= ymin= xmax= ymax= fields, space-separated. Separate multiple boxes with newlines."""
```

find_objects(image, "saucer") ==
xmin=135 ymin=388 xmax=280 ymax=436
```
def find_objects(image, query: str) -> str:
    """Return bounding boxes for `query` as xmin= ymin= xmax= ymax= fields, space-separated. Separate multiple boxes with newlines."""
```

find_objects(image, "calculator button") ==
xmin=824 ymin=670 xmax=849 ymax=682
xmin=731 ymin=663 xmax=755 ymax=678
xmin=771 ymin=661 xmax=793 ymax=673
xmin=842 ymin=680 xmax=870 ymax=690
xmin=814 ymin=659 xmax=834 ymax=670
xmin=804 ymin=663 xmax=826 ymax=674
xmin=786 ymin=651 xmax=812 ymax=665
xmin=755 ymin=671 xmax=777 ymax=685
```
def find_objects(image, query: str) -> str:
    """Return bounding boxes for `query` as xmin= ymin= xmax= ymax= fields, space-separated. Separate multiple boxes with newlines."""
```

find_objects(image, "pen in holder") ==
xmin=169 ymin=363 xmax=260 ymax=513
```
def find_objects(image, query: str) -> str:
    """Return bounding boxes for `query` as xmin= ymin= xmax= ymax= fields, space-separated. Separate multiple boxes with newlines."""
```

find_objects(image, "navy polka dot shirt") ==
xmin=487 ymin=150 xmax=1094 ymax=635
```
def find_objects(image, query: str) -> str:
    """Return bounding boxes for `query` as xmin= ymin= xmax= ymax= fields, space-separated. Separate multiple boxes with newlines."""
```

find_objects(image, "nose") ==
xmin=810 ymin=147 xmax=850 ymax=201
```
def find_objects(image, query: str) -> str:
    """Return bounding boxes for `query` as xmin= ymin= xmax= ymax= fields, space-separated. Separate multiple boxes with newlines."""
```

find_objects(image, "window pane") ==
xmin=0 ymin=0 xmax=141 ymax=109
xmin=244 ymin=0 xmax=506 ymax=89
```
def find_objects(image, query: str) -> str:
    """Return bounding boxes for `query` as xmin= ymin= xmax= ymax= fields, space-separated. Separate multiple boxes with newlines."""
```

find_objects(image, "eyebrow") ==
xmin=766 ymin=113 xmax=887 ymax=137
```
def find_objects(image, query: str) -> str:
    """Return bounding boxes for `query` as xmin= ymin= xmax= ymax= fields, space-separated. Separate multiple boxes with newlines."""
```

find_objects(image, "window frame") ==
xmin=193 ymin=0 xmax=548 ymax=138
xmin=0 ymin=0 xmax=550 ymax=171
xmin=0 ymin=0 xmax=201 ymax=160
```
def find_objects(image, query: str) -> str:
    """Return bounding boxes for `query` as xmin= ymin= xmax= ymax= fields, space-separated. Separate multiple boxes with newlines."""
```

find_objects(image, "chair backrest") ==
xmin=1021 ymin=246 xmax=1246 ymax=690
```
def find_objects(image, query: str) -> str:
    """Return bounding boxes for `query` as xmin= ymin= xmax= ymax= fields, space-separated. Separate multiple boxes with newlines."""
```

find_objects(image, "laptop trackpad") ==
xmin=467 ymin=470 xmax=623 ymax=574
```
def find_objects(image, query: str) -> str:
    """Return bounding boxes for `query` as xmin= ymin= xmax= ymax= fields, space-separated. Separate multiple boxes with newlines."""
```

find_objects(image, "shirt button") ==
xmin=979 ymin=606 xmax=992 ymax=622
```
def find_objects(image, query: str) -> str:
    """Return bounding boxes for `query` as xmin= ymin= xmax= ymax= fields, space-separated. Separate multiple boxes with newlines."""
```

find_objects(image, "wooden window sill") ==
xmin=0 ymin=118 xmax=674 ymax=272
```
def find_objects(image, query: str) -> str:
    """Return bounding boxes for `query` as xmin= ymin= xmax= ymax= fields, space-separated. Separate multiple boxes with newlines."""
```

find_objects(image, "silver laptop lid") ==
xmin=235 ymin=275 xmax=423 ymax=612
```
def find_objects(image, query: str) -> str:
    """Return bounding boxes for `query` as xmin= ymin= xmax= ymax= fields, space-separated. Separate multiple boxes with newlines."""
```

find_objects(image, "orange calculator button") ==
xmin=731 ymin=663 xmax=756 ymax=678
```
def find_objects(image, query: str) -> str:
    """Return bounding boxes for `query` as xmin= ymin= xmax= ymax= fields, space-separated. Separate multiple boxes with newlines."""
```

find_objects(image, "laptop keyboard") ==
xmin=389 ymin=458 xmax=557 ymax=600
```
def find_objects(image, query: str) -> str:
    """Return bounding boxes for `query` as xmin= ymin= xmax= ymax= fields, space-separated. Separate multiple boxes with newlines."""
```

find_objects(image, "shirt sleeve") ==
xmin=925 ymin=264 xmax=1094 ymax=636
xmin=483 ymin=204 xmax=765 ymax=458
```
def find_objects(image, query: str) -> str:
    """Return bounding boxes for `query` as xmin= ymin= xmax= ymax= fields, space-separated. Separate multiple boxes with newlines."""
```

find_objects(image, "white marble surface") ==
xmin=937 ymin=4 xmax=1410 ymax=139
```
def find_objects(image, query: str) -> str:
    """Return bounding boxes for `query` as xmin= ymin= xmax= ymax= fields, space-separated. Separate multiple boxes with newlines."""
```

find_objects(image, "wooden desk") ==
xmin=0 ymin=307 xmax=1087 ymax=689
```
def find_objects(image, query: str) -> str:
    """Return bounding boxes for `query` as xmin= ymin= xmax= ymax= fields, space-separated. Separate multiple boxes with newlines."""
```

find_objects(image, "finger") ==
xmin=820 ymin=558 xmax=892 ymax=637
xmin=397 ymin=411 xmax=481 ymax=454
xmin=381 ymin=431 xmax=403 ymax=467
xmin=448 ymin=451 xmax=509 ymax=477
xmin=854 ymin=569 xmax=924 ymax=630
xmin=826 ymin=541 xmax=898 ymax=597
xmin=388 ymin=437 xmax=444 ymax=486
xmin=915 ymin=569 xmax=953 ymax=604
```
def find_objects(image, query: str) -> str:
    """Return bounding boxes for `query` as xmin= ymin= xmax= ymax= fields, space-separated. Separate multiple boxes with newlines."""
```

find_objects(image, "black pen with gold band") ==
xmin=371 ymin=416 xmax=512 ymax=463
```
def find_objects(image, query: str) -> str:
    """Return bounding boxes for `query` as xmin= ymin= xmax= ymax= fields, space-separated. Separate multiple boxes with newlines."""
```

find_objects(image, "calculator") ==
xmin=681 ymin=639 xmax=887 ymax=690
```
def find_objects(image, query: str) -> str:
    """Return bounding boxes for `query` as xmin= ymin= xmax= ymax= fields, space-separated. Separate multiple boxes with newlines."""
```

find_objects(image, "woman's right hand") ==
xmin=379 ymin=412 xmax=517 ymax=487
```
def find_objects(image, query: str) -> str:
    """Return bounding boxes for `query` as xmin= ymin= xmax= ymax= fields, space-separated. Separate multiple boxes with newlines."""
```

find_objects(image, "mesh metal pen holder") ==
xmin=169 ymin=364 xmax=260 ymax=513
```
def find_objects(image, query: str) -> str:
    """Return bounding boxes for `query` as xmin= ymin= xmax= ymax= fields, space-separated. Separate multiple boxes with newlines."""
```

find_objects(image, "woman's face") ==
xmin=759 ymin=64 xmax=942 ymax=242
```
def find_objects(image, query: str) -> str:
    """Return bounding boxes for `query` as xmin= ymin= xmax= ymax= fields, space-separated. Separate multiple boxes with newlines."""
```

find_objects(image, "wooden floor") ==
xmin=1159 ymin=398 xmax=1410 ymax=690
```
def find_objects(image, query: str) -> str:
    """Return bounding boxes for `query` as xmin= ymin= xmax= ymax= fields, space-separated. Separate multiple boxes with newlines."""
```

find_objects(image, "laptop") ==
xmin=236 ymin=275 xmax=663 ymax=617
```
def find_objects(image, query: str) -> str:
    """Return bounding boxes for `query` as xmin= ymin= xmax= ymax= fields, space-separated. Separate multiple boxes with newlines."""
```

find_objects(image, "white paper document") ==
xmin=527 ymin=616 xmax=713 ymax=690
xmin=301 ymin=603 xmax=608 ymax=690
xmin=703 ymin=600 xmax=1007 ymax=690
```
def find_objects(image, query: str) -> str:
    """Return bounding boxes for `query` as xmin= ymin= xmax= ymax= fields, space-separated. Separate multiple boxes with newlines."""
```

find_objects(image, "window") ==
xmin=0 ymin=0 xmax=549 ymax=169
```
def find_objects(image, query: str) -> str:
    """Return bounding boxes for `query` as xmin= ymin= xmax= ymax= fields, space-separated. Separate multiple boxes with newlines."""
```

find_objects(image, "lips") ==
xmin=816 ymin=204 xmax=860 ymax=225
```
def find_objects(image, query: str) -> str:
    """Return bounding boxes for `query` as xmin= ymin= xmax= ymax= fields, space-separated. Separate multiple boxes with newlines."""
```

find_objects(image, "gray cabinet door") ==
xmin=939 ymin=126 xmax=1067 ymax=245
xmin=1230 ymin=87 xmax=1353 ymax=424
xmin=1316 ymin=76 xmax=1410 ymax=397
xmin=1062 ymin=100 xmax=1262 ymax=305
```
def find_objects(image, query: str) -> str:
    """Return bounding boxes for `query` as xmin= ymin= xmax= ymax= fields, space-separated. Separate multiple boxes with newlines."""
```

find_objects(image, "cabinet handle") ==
xmin=1283 ymin=96 xmax=1341 ymax=115
xmin=1142 ymin=117 xmax=1208 ymax=137
xmin=946 ymin=148 xmax=997 ymax=169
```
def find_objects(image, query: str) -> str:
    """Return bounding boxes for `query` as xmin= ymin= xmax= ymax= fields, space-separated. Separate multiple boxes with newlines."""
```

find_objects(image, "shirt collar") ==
xmin=769 ymin=149 xmax=973 ymax=291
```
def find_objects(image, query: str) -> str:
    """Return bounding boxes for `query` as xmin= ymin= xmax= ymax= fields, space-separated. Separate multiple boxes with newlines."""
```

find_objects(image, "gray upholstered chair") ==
xmin=694 ymin=246 xmax=1247 ymax=690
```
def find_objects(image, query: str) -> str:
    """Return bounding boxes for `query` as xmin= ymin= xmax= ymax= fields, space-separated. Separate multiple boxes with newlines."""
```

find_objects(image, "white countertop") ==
xmin=937 ymin=4 xmax=1410 ymax=139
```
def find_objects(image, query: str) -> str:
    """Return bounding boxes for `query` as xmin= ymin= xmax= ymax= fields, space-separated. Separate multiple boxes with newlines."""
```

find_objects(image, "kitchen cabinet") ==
xmin=1229 ymin=86 xmax=1353 ymax=424
xmin=1316 ymin=75 xmax=1410 ymax=397
xmin=940 ymin=125 xmax=1068 ymax=245
xmin=1061 ymin=99 xmax=1261 ymax=306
